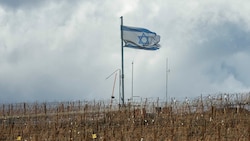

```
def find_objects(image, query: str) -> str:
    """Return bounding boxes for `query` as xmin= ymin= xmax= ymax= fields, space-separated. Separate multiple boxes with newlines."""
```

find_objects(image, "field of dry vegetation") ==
xmin=0 ymin=93 xmax=249 ymax=141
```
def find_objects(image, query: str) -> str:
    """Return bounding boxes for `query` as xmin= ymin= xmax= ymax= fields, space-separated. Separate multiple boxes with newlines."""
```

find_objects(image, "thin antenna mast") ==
xmin=131 ymin=61 xmax=134 ymax=102
xmin=166 ymin=58 xmax=170 ymax=105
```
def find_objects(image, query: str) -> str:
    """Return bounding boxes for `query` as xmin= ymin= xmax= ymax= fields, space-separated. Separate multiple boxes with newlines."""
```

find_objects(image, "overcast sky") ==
xmin=1 ymin=0 xmax=250 ymax=103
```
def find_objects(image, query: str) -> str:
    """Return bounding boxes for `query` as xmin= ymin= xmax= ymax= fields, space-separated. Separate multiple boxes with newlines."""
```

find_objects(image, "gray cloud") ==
xmin=0 ymin=0 xmax=50 ymax=10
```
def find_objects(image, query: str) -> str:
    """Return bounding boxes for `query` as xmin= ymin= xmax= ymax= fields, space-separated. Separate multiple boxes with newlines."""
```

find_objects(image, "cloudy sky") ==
xmin=1 ymin=0 xmax=250 ymax=103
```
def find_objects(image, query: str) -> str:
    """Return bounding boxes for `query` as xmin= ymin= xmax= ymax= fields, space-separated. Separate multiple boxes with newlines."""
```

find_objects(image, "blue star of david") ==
xmin=138 ymin=33 xmax=149 ymax=46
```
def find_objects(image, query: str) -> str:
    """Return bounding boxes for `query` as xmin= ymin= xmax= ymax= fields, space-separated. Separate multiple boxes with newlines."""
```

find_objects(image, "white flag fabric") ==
xmin=122 ymin=26 xmax=160 ymax=50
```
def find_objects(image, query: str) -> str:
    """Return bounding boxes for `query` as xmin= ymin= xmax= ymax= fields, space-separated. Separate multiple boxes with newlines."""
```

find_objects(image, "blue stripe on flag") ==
xmin=122 ymin=26 xmax=156 ymax=35
xmin=124 ymin=43 xmax=160 ymax=50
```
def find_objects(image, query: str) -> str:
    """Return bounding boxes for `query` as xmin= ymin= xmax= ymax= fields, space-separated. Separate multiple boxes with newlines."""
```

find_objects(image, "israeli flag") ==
xmin=122 ymin=26 xmax=160 ymax=50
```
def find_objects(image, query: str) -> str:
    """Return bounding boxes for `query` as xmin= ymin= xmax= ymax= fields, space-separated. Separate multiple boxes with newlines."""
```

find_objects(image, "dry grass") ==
xmin=0 ymin=93 xmax=249 ymax=141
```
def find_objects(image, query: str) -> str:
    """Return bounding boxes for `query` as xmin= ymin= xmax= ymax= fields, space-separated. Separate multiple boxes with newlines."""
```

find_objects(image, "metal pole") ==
xmin=132 ymin=61 xmax=134 ymax=102
xmin=118 ymin=69 xmax=121 ymax=105
xmin=120 ymin=16 xmax=125 ymax=105
xmin=166 ymin=58 xmax=170 ymax=105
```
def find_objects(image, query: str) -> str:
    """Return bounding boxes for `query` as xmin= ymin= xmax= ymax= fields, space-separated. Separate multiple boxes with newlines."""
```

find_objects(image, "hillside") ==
xmin=0 ymin=93 xmax=249 ymax=141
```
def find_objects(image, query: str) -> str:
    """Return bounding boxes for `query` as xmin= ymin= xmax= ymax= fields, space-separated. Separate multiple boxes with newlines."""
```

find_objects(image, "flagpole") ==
xmin=120 ymin=16 xmax=125 ymax=105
